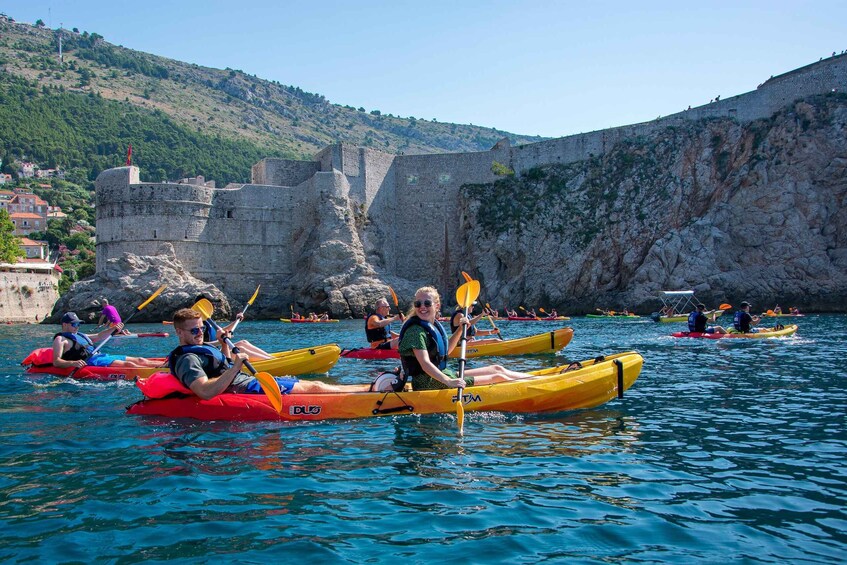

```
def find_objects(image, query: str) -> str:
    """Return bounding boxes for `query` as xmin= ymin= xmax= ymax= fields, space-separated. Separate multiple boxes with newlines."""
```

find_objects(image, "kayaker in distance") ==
xmin=169 ymin=308 xmax=370 ymax=399
xmin=398 ymin=286 xmax=535 ymax=391
xmin=194 ymin=295 xmax=272 ymax=360
xmin=773 ymin=304 xmax=783 ymax=314
xmin=790 ymin=306 xmax=801 ymax=315
xmin=97 ymin=299 xmax=131 ymax=335
xmin=449 ymin=304 xmax=500 ymax=341
xmin=733 ymin=301 xmax=762 ymax=333
xmin=688 ymin=303 xmax=727 ymax=335
xmin=506 ymin=307 xmax=518 ymax=317
xmin=52 ymin=312 xmax=162 ymax=369
xmin=366 ymin=298 xmax=404 ymax=349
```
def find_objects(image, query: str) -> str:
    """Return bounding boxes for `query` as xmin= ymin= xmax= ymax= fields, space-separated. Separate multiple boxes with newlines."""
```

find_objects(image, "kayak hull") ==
xmin=506 ymin=316 xmax=571 ymax=321
xmin=280 ymin=318 xmax=339 ymax=323
xmin=127 ymin=352 xmax=643 ymax=422
xmin=22 ymin=344 xmax=342 ymax=380
xmin=342 ymin=327 xmax=574 ymax=360
xmin=585 ymin=314 xmax=640 ymax=319
xmin=671 ymin=325 xmax=798 ymax=339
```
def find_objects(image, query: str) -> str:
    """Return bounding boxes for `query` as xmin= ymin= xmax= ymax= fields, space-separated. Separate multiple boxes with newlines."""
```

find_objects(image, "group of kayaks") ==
xmin=22 ymin=321 xmax=646 ymax=422
xmin=23 ymin=308 xmax=803 ymax=422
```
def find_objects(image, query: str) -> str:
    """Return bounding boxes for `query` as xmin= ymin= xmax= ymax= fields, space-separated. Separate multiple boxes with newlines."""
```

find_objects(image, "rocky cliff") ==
xmin=47 ymin=244 xmax=233 ymax=323
xmin=459 ymin=93 xmax=847 ymax=312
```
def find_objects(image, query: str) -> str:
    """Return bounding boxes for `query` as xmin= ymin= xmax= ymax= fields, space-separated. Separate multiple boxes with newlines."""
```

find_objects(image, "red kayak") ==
xmin=506 ymin=316 xmax=570 ymax=321
xmin=341 ymin=348 xmax=397 ymax=360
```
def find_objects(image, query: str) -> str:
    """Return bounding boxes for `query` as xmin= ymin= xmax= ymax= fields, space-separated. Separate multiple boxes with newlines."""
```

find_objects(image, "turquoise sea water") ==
xmin=1 ymin=315 xmax=845 ymax=562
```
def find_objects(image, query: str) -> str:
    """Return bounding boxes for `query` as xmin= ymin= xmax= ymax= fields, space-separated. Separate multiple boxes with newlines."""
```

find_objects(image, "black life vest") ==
xmin=167 ymin=344 xmax=231 ymax=378
xmin=450 ymin=309 xmax=477 ymax=337
xmin=54 ymin=331 xmax=94 ymax=361
xmin=365 ymin=313 xmax=391 ymax=343
xmin=398 ymin=316 xmax=448 ymax=377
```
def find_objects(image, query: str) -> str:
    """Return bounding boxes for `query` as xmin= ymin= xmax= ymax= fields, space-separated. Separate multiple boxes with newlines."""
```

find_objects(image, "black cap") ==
xmin=61 ymin=312 xmax=81 ymax=324
xmin=697 ymin=303 xmax=707 ymax=309
xmin=740 ymin=301 xmax=750 ymax=308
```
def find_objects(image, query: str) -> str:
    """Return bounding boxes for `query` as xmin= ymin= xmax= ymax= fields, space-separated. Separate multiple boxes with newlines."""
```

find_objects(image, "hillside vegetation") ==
xmin=0 ymin=18 xmax=544 ymax=185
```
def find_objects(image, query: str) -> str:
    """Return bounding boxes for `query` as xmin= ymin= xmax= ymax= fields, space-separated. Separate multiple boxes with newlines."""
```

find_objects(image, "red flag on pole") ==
xmin=126 ymin=144 xmax=133 ymax=166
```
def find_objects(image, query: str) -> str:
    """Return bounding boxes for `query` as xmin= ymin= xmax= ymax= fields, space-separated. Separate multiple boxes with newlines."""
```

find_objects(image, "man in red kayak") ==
xmin=52 ymin=312 xmax=162 ymax=369
xmin=170 ymin=308 xmax=369 ymax=399
xmin=366 ymin=298 xmax=404 ymax=349
xmin=687 ymin=304 xmax=727 ymax=335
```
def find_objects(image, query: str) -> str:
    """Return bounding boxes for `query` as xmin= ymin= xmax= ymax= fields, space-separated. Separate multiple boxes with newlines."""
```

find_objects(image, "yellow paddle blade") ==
xmin=388 ymin=286 xmax=399 ymax=307
xmin=455 ymin=280 xmax=480 ymax=309
xmin=719 ymin=303 xmax=732 ymax=310
xmin=255 ymin=372 xmax=283 ymax=414
xmin=519 ymin=306 xmax=526 ymax=311
xmin=247 ymin=285 xmax=261 ymax=306
xmin=461 ymin=271 xmax=473 ymax=283
xmin=456 ymin=390 xmax=465 ymax=434
xmin=192 ymin=298 xmax=214 ymax=321
xmin=539 ymin=307 xmax=546 ymax=313
xmin=137 ymin=285 xmax=167 ymax=311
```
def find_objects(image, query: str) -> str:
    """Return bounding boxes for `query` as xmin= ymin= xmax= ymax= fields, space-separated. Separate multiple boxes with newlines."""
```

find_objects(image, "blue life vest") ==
xmin=734 ymin=310 xmax=752 ymax=332
xmin=203 ymin=320 xmax=217 ymax=343
xmin=398 ymin=316 xmax=448 ymax=376
xmin=688 ymin=311 xmax=707 ymax=332
xmin=167 ymin=344 xmax=231 ymax=378
xmin=54 ymin=331 xmax=95 ymax=361
xmin=365 ymin=313 xmax=391 ymax=343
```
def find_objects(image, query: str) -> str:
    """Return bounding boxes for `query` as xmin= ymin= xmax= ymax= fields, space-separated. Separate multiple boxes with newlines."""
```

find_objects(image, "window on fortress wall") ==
xmin=438 ymin=173 xmax=451 ymax=185
xmin=407 ymin=175 xmax=418 ymax=186
xmin=153 ymin=230 xmax=157 ymax=239
xmin=226 ymin=210 xmax=233 ymax=219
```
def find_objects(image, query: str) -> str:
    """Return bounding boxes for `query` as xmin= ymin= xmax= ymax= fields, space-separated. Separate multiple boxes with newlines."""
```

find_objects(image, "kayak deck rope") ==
xmin=371 ymin=390 xmax=415 ymax=415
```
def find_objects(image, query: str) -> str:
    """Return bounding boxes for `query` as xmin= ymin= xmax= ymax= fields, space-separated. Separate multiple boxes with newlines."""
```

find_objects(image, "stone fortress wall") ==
xmin=95 ymin=55 xmax=847 ymax=305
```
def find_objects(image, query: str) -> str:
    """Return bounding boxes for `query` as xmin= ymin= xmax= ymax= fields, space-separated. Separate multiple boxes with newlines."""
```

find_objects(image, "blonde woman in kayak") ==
xmin=398 ymin=287 xmax=535 ymax=391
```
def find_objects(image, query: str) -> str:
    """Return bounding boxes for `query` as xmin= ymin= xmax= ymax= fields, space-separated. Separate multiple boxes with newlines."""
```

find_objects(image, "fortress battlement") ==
xmin=95 ymin=55 xmax=847 ymax=306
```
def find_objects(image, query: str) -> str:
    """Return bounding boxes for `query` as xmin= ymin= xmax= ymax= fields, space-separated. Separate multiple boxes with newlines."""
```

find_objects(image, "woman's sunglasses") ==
xmin=414 ymin=299 xmax=433 ymax=308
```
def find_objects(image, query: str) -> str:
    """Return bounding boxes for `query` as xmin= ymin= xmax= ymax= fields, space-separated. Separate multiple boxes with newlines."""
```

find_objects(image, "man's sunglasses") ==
xmin=414 ymin=300 xmax=433 ymax=308
xmin=70 ymin=321 xmax=81 ymax=327
xmin=181 ymin=326 xmax=203 ymax=336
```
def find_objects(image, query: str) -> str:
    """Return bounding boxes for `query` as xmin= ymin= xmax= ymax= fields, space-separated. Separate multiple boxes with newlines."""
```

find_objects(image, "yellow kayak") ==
xmin=127 ymin=351 xmax=643 ymax=421
xmin=672 ymin=325 xmax=798 ymax=339
xmin=24 ymin=344 xmax=341 ymax=380
xmin=462 ymin=327 xmax=573 ymax=357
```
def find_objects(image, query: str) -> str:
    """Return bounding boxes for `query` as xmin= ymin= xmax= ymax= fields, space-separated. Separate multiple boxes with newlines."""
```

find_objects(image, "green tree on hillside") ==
xmin=0 ymin=209 xmax=24 ymax=264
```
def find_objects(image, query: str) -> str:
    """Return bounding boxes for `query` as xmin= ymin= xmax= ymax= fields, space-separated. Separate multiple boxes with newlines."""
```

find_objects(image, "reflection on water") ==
xmin=0 ymin=316 xmax=845 ymax=562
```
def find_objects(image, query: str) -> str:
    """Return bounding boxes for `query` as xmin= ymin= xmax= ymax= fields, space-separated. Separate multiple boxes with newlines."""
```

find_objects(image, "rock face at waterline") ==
xmin=461 ymin=95 xmax=847 ymax=312
xmin=47 ymin=244 xmax=231 ymax=324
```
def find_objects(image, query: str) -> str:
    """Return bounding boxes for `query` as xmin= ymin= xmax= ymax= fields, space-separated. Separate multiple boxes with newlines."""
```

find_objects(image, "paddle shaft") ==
xmin=230 ymin=286 xmax=260 ymax=334
xmin=205 ymin=318 xmax=258 ymax=375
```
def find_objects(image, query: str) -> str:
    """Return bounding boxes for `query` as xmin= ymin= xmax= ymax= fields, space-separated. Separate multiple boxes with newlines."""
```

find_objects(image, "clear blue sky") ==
xmin=4 ymin=1 xmax=846 ymax=138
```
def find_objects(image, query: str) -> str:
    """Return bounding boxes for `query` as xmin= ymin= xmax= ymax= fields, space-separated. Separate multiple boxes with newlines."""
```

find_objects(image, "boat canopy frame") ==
xmin=657 ymin=290 xmax=698 ymax=315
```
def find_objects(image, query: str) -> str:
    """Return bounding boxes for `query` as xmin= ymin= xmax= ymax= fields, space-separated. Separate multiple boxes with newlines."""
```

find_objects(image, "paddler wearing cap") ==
xmin=732 ymin=301 xmax=762 ymax=333
xmin=51 ymin=312 xmax=162 ymax=369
